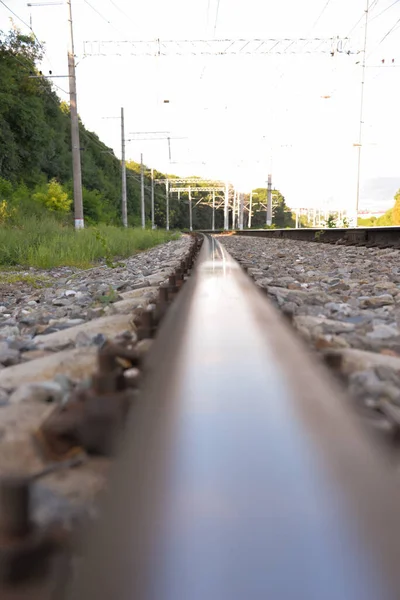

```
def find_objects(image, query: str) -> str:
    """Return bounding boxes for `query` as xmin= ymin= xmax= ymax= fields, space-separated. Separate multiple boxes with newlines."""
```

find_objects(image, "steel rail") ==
xmin=69 ymin=234 xmax=400 ymax=600
xmin=232 ymin=226 xmax=400 ymax=247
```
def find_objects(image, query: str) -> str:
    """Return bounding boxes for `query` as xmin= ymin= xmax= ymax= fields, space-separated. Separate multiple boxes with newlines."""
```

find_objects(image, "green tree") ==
xmin=33 ymin=179 xmax=71 ymax=212
xmin=392 ymin=189 xmax=400 ymax=225
xmin=250 ymin=188 xmax=295 ymax=228
xmin=326 ymin=214 xmax=337 ymax=228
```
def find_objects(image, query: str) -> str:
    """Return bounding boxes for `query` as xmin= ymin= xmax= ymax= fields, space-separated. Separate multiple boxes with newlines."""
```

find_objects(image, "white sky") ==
xmin=1 ymin=0 xmax=400 ymax=211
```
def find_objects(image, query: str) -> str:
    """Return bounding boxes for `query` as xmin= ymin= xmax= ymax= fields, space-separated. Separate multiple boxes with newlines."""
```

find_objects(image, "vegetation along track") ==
xmin=3 ymin=232 xmax=400 ymax=598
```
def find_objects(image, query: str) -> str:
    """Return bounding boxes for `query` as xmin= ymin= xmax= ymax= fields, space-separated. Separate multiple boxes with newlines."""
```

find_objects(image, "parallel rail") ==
xmin=70 ymin=234 xmax=400 ymax=599
xmin=222 ymin=226 xmax=400 ymax=247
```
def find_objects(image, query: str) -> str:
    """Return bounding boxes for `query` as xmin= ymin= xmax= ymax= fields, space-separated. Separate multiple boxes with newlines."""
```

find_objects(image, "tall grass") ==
xmin=0 ymin=215 xmax=180 ymax=269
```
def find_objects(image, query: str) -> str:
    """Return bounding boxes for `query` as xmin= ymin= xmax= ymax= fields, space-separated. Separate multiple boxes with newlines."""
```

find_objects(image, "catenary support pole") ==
xmin=151 ymin=168 xmax=155 ymax=229
xmin=248 ymin=191 xmax=253 ymax=228
xmin=239 ymin=192 xmax=244 ymax=230
xmin=224 ymin=182 xmax=229 ymax=230
xmin=189 ymin=186 xmax=193 ymax=232
xmin=121 ymin=107 xmax=128 ymax=227
xmin=232 ymin=189 xmax=236 ymax=229
xmin=355 ymin=0 xmax=370 ymax=227
xmin=67 ymin=0 xmax=84 ymax=229
xmin=140 ymin=153 xmax=145 ymax=229
xmin=266 ymin=173 xmax=272 ymax=226
xmin=212 ymin=189 xmax=215 ymax=231
xmin=165 ymin=179 xmax=170 ymax=230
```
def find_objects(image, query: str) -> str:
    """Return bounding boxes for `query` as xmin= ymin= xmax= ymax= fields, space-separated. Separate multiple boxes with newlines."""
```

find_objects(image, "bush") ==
xmin=33 ymin=178 xmax=72 ymax=213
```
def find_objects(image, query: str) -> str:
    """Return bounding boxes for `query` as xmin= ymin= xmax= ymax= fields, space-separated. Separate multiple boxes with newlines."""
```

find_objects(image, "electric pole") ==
xmin=224 ymin=182 xmax=229 ymax=231
xmin=212 ymin=189 xmax=215 ymax=231
xmin=239 ymin=193 xmax=244 ymax=230
xmin=151 ymin=168 xmax=155 ymax=229
xmin=248 ymin=191 xmax=253 ymax=228
xmin=121 ymin=107 xmax=128 ymax=227
xmin=232 ymin=189 xmax=236 ymax=229
xmin=165 ymin=179 xmax=170 ymax=230
xmin=67 ymin=0 xmax=84 ymax=229
xmin=188 ymin=186 xmax=193 ymax=231
xmin=140 ymin=153 xmax=145 ymax=229
xmin=355 ymin=0 xmax=370 ymax=226
xmin=266 ymin=174 xmax=272 ymax=226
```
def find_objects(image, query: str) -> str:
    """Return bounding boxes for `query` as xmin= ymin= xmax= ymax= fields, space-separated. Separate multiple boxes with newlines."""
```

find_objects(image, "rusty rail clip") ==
xmin=36 ymin=343 xmax=141 ymax=460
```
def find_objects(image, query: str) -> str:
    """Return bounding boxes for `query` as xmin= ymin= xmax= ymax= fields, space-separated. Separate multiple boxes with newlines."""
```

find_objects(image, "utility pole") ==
xmin=355 ymin=0 xmax=370 ymax=227
xmin=232 ymin=189 xmax=236 ymax=229
xmin=67 ymin=0 xmax=84 ymax=229
xmin=239 ymin=193 xmax=244 ymax=230
xmin=140 ymin=153 xmax=145 ymax=229
xmin=212 ymin=189 xmax=215 ymax=231
xmin=121 ymin=107 xmax=128 ymax=227
xmin=151 ymin=168 xmax=155 ymax=229
xmin=248 ymin=191 xmax=253 ymax=228
xmin=188 ymin=186 xmax=193 ymax=232
xmin=224 ymin=182 xmax=229 ymax=231
xmin=295 ymin=209 xmax=299 ymax=229
xmin=266 ymin=174 xmax=272 ymax=226
xmin=165 ymin=179 xmax=170 ymax=230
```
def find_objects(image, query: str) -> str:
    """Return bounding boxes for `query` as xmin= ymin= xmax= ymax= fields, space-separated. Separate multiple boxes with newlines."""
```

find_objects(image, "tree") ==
xmin=33 ymin=179 xmax=72 ymax=212
xmin=326 ymin=214 xmax=337 ymax=228
xmin=392 ymin=189 xmax=400 ymax=225
xmin=250 ymin=188 xmax=295 ymax=228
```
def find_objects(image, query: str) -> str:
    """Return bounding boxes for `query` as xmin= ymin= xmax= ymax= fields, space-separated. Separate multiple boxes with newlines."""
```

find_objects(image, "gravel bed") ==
xmin=0 ymin=235 xmax=191 ymax=530
xmin=220 ymin=234 xmax=400 ymax=449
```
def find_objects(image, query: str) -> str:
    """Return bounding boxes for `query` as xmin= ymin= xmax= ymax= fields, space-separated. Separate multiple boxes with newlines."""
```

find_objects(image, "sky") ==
xmin=1 ymin=0 xmax=400 ymax=214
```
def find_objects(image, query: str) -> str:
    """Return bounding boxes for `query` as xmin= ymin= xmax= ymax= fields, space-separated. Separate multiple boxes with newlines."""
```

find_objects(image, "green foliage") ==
xmin=358 ymin=210 xmax=393 ymax=227
xmin=392 ymin=190 xmax=400 ymax=225
xmin=98 ymin=286 xmax=119 ymax=305
xmin=326 ymin=214 xmax=337 ymax=228
xmin=33 ymin=178 xmax=72 ymax=212
xmin=342 ymin=217 xmax=350 ymax=228
xmin=249 ymin=189 xmax=295 ymax=228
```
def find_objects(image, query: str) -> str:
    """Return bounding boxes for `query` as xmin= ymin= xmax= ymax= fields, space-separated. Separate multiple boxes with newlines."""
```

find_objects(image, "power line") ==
xmin=83 ymin=0 xmax=121 ymax=34
xmin=213 ymin=0 xmax=221 ymax=36
xmin=366 ymin=14 xmax=400 ymax=59
xmin=379 ymin=14 xmax=400 ymax=43
xmin=308 ymin=0 xmax=333 ymax=33
xmin=346 ymin=0 xmax=379 ymax=37
xmin=107 ymin=0 xmax=134 ymax=22
xmin=206 ymin=0 xmax=211 ymax=32
xmin=369 ymin=0 xmax=400 ymax=22
xmin=0 ymin=0 xmax=52 ymax=68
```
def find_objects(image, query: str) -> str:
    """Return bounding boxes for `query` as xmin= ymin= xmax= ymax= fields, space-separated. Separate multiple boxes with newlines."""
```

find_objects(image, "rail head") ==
xmin=70 ymin=234 xmax=400 ymax=600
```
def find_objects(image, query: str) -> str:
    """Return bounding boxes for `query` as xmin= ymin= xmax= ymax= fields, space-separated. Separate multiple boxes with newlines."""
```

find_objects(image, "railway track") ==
xmin=205 ymin=226 xmax=400 ymax=248
xmin=3 ymin=233 xmax=400 ymax=598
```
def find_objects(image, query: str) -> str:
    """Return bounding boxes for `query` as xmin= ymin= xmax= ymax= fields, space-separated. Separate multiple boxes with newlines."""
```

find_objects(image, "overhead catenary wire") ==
xmin=83 ymin=0 xmax=122 ymax=34
xmin=0 ymin=0 xmax=53 ymax=69
xmin=366 ymin=14 xmax=400 ymax=59
xmin=308 ymin=0 xmax=333 ymax=34
xmin=213 ymin=0 xmax=221 ymax=36
xmin=107 ymin=0 xmax=135 ymax=23
xmin=369 ymin=0 xmax=400 ymax=22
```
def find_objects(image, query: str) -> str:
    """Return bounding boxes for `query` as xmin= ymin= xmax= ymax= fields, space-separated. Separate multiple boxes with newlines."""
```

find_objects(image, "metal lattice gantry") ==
xmin=165 ymin=180 xmax=227 ymax=232
xmin=153 ymin=177 xmax=278 ymax=231
xmin=83 ymin=37 xmax=354 ymax=58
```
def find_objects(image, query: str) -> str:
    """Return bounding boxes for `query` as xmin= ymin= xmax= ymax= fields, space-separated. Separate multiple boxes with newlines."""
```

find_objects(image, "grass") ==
xmin=0 ymin=215 xmax=180 ymax=269
xmin=0 ymin=273 xmax=52 ymax=288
